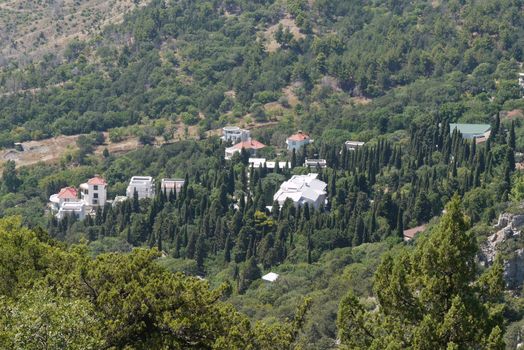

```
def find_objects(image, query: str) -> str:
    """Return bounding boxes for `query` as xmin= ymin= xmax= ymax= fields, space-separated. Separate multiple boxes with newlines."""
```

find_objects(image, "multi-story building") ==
xmin=221 ymin=126 xmax=250 ymax=143
xmin=161 ymin=178 xmax=185 ymax=195
xmin=126 ymin=176 xmax=155 ymax=199
xmin=80 ymin=176 xmax=107 ymax=207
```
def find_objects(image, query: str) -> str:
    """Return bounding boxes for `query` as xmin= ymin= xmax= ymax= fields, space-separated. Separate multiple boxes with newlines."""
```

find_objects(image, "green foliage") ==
xmin=0 ymin=217 xmax=309 ymax=349
xmin=337 ymin=197 xmax=506 ymax=349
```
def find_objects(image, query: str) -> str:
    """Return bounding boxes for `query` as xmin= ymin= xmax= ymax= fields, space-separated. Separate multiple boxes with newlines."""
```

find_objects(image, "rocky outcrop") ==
xmin=504 ymin=248 xmax=524 ymax=290
xmin=481 ymin=213 xmax=524 ymax=290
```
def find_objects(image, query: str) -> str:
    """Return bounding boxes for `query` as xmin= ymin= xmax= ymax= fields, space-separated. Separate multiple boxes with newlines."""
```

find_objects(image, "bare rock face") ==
xmin=504 ymin=248 xmax=524 ymax=290
xmin=481 ymin=212 xmax=524 ymax=289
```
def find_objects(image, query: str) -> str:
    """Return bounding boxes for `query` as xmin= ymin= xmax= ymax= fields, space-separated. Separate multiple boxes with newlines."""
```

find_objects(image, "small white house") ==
xmin=161 ymin=178 xmax=185 ymax=195
xmin=345 ymin=141 xmax=365 ymax=151
xmin=273 ymin=173 xmax=327 ymax=209
xmin=224 ymin=139 xmax=266 ymax=160
xmin=126 ymin=176 xmax=155 ymax=199
xmin=519 ymin=72 xmax=524 ymax=89
xmin=49 ymin=187 xmax=78 ymax=212
xmin=286 ymin=131 xmax=313 ymax=151
xmin=248 ymin=158 xmax=291 ymax=169
xmin=261 ymin=272 xmax=279 ymax=283
xmin=304 ymin=159 xmax=327 ymax=168
xmin=56 ymin=201 xmax=86 ymax=220
xmin=222 ymin=126 xmax=250 ymax=143
xmin=80 ymin=176 xmax=107 ymax=207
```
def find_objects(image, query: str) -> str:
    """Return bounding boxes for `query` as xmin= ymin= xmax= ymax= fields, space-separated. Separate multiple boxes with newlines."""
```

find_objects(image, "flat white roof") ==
xmin=274 ymin=173 xmax=327 ymax=204
xmin=262 ymin=272 xmax=279 ymax=282
xmin=161 ymin=178 xmax=185 ymax=183
xmin=129 ymin=176 xmax=154 ymax=184
xmin=60 ymin=201 xmax=85 ymax=210
xmin=223 ymin=126 xmax=242 ymax=131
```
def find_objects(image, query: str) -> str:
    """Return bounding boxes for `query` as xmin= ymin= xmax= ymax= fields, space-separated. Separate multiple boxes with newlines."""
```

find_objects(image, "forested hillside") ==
xmin=1 ymin=0 xmax=524 ymax=349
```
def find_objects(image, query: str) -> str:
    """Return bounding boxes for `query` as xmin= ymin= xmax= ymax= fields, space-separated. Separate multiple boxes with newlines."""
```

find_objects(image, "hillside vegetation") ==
xmin=1 ymin=0 xmax=524 ymax=349
xmin=0 ymin=0 xmax=522 ymax=145
xmin=0 ymin=0 xmax=149 ymax=68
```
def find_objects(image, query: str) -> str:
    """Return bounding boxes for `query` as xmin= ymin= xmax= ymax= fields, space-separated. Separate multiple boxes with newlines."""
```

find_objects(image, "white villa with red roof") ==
xmin=80 ymin=175 xmax=107 ymax=207
xmin=286 ymin=131 xmax=313 ymax=151
xmin=49 ymin=175 xmax=108 ymax=220
xmin=49 ymin=187 xmax=79 ymax=212
xmin=225 ymin=139 xmax=266 ymax=160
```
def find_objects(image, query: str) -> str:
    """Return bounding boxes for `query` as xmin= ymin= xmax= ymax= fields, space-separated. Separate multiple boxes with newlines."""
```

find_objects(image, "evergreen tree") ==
xmin=508 ymin=120 xmax=516 ymax=150
xmin=1 ymin=160 xmax=20 ymax=193
xmin=338 ymin=197 xmax=505 ymax=349
xmin=195 ymin=234 xmax=206 ymax=273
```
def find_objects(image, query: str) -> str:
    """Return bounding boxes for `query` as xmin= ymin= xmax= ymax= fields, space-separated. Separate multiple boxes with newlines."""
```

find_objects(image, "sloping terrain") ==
xmin=0 ymin=0 xmax=149 ymax=67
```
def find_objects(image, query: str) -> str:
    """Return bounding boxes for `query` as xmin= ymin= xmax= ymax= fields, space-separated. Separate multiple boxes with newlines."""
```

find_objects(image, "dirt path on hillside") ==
xmin=0 ymin=117 xmax=280 ymax=170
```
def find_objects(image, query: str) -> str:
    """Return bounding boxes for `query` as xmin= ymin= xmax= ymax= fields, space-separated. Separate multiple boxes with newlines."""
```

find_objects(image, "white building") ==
xmin=56 ymin=201 xmax=86 ymax=220
xmin=519 ymin=72 xmax=524 ymax=89
xmin=449 ymin=123 xmax=491 ymax=140
xmin=345 ymin=141 xmax=365 ymax=151
xmin=304 ymin=158 xmax=327 ymax=168
xmin=261 ymin=272 xmax=279 ymax=283
xmin=248 ymin=158 xmax=291 ymax=169
xmin=222 ymin=126 xmax=250 ymax=143
xmin=161 ymin=178 xmax=185 ymax=195
xmin=225 ymin=139 xmax=266 ymax=160
xmin=49 ymin=187 xmax=78 ymax=212
xmin=273 ymin=173 xmax=327 ymax=209
xmin=80 ymin=176 xmax=107 ymax=207
xmin=126 ymin=176 xmax=155 ymax=199
xmin=286 ymin=131 xmax=313 ymax=151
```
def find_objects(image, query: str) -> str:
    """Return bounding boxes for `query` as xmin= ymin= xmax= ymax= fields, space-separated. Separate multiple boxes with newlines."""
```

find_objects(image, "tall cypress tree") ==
xmin=396 ymin=207 xmax=404 ymax=239
xmin=509 ymin=120 xmax=516 ymax=150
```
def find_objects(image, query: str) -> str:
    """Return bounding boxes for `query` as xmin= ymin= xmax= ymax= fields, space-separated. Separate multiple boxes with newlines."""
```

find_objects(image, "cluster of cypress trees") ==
xmin=48 ymin=115 xmax=515 ymax=291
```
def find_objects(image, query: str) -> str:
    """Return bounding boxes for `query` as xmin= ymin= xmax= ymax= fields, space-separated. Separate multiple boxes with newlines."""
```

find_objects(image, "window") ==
xmin=93 ymin=199 xmax=98 ymax=204
xmin=94 ymin=185 xmax=98 ymax=190
xmin=84 ymin=190 xmax=88 ymax=194
xmin=94 ymin=193 xmax=98 ymax=199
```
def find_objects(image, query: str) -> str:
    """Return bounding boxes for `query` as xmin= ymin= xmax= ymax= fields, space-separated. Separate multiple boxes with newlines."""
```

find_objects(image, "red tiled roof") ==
xmin=232 ymin=139 xmax=266 ymax=150
xmin=57 ymin=187 xmax=78 ymax=199
xmin=288 ymin=131 xmax=310 ymax=141
xmin=87 ymin=176 xmax=107 ymax=186
xmin=403 ymin=224 xmax=426 ymax=240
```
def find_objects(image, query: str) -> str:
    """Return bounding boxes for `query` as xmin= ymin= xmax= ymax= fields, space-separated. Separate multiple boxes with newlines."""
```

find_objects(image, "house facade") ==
xmin=225 ymin=139 xmax=266 ymax=160
xmin=222 ymin=126 xmax=250 ymax=143
xmin=57 ymin=201 xmax=86 ymax=220
xmin=286 ymin=131 xmax=313 ymax=151
xmin=80 ymin=176 xmax=107 ymax=207
xmin=49 ymin=187 xmax=79 ymax=212
xmin=273 ymin=173 xmax=327 ymax=209
xmin=304 ymin=158 xmax=327 ymax=168
xmin=50 ymin=176 xmax=109 ymax=220
xmin=126 ymin=176 xmax=155 ymax=199
xmin=248 ymin=158 xmax=290 ymax=169
xmin=161 ymin=178 xmax=185 ymax=195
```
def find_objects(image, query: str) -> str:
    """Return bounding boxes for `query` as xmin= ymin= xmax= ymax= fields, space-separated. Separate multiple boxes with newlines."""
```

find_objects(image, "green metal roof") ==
xmin=449 ymin=123 xmax=491 ymax=135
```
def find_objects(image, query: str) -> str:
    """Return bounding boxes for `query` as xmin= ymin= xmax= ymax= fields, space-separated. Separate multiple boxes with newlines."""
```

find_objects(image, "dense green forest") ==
xmin=1 ymin=0 xmax=524 ymax=349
